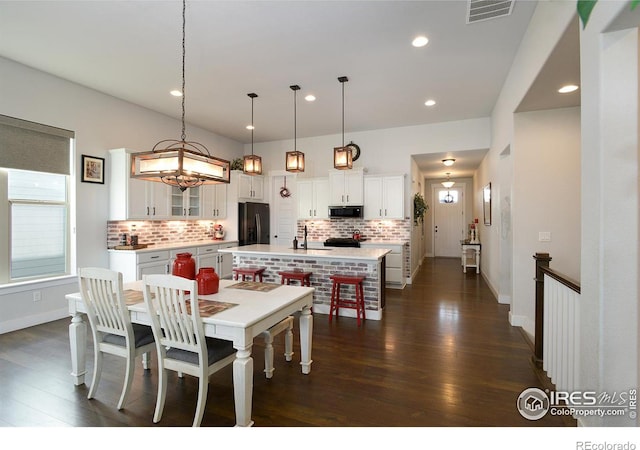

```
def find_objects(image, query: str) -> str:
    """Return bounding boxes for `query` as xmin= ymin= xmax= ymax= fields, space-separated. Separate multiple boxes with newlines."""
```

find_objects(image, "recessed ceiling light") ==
xmin=425 ymin=99 xmax=436 ymax=107
xmin=246 ymin=125 xmax=254 ymax=130
xmin=170 ymin=90 xmax=182 ymax=97
xmin=412 ymin=36 xmax=429 ymax=48
xmin=558 ymin=84 xmax=579 ymax=94
xmin=305 ymin=94 xmax=316 ymax=102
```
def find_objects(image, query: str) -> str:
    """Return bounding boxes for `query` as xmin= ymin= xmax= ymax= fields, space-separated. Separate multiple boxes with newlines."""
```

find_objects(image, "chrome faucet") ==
xmin=303 ymin=225 xmax=308 ymax=249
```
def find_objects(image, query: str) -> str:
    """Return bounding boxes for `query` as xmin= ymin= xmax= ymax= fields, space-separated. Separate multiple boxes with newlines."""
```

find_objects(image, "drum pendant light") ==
xmin=286 ymin=85 xmax=305 ymax=172
xmin=243 ymin=93 xmax=262 ymax=175
xmin=333 ymin=76 xmax=352 ymax=170
xmin=131 ymin=0 xmax=230 ymax=190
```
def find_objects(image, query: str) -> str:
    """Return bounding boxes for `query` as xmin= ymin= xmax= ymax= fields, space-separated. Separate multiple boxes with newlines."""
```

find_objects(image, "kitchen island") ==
xmin=218 ymin=244 xmax=391 ymax=320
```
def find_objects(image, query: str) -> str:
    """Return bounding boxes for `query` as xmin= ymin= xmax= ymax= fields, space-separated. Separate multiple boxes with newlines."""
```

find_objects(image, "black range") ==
xmin=324 ymin=238 xmax=361 ymax=248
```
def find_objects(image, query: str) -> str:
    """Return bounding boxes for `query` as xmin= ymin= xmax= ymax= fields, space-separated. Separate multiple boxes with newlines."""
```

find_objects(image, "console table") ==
xmin=461 ymin=242 xmax=481 ymax=274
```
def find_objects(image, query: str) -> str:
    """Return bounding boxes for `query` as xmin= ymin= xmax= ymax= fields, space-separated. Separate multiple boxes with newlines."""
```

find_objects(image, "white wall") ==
xmin=475 ymin=1 xmax=577 ymax=330
xmin=579 ymin=1 xmax=639 ymax=426
xmin=0 ymin=56 xmax=243 ymax=333
xmin=511 ymin=107 xmax=581 ymax=333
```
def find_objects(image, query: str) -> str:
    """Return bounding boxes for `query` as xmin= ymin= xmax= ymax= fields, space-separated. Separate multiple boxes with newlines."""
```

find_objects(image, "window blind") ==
xmin=0 ymin=114 xmax=74 ymax=175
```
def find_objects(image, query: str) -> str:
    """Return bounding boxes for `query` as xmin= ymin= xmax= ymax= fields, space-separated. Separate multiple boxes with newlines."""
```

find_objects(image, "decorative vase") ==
xmin=196 ymin=267 xmax=219 ymax=295
xmin=172 ymin=252 xmax=196 ymax=280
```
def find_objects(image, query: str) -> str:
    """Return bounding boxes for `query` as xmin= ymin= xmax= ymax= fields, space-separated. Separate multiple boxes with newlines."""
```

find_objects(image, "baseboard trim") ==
xmin=0 ymin=307 xmax=68 ymax=334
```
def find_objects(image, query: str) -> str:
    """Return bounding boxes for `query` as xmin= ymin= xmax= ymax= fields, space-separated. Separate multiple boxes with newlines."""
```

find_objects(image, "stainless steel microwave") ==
xmin=329 ymin=206 xmax=363 ymax=218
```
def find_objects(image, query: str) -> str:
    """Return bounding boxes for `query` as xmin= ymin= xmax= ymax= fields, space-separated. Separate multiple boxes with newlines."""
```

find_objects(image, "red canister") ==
xmin=196 ymin=267 xmax=219 ymax=295
xmin=172 ymin=252 xmax=196 ymax=280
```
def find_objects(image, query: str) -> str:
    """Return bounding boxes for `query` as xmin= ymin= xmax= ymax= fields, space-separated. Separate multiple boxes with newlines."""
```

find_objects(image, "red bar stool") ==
xmin=329 ymin=274 xmax=366 ymax=326
xmin=278 ymin=269 xmax=312 ymax=287
xmin=233 ymin=266 xmax=266 ymax=282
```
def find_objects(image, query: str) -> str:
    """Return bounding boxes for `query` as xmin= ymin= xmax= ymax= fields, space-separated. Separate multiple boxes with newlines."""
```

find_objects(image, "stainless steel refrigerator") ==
xmin=238 ymin=202 xmax=270 ymax=246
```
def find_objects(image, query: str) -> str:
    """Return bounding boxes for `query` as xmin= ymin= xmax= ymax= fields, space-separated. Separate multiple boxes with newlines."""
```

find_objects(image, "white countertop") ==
xmin=108 ymin=240 xmax=238 ymax=254
xmin=218 ymin=244 xmax=391 ymax=261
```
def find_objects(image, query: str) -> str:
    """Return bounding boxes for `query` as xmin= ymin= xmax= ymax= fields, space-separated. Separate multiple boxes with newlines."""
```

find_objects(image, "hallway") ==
xmin=0 ymin=257 xmax=570 ymax=426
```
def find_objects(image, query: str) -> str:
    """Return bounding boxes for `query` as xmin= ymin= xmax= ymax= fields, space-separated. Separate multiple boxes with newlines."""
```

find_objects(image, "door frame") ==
xmin=431 ymin=182 xmax=466 ymax=257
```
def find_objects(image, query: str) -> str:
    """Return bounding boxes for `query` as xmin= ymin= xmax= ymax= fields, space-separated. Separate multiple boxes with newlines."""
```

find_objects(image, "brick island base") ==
xmin=220 ymin=245 xmax=390 ymax=321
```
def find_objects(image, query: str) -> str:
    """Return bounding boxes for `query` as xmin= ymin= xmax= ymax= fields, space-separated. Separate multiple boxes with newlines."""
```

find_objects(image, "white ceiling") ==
xmin=0 ymin=1 xmax=579 ymax=178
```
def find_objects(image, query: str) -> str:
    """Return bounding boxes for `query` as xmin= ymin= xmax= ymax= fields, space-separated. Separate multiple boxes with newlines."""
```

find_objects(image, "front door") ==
xmin=433 ymin=186 xmax=465 ymax=257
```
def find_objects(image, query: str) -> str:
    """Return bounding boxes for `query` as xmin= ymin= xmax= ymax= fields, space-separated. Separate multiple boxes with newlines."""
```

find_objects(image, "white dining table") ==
xmin=66 ymin=279 xmax=314 ymax=427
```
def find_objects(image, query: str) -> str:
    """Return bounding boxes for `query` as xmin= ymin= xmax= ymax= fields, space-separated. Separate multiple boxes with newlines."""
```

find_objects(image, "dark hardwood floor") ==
xmin=0 ymin=257 xmax=573 ymax=427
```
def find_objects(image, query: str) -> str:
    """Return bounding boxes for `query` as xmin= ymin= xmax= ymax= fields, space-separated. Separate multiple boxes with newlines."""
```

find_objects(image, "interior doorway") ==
xmin=432 ymin=185 xmax=465 ymax=257
xmin=271 ymin=173 xmax=297 ymax=246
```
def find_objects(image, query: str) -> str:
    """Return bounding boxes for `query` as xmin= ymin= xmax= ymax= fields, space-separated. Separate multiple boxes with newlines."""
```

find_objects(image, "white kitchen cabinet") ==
xmin=232 ymin=171 xmax=264 ymax=201
xmin=201 ymin=183 xmax=227 ymax=219
xmin=170 ymin=186 xmax=201 ymax=218
xmin=216 ymin=242 xmax=235 ymax=279
xmin=109 ymin=148 xmax=170 ymax=220
xmin=360 ymin=242 xmax=406 ymax=289
xmin=329 ymin=168 xmax=363 ymax=206
xmin=364 ymin=175 xmax=405 ymax=220
xmin=109 ymin=242 xmax=238 ymax=283
xmin=297 ymin=178 xmax=329 ymax=219
xmin=110 ymin=249 xmax=171 ymax=283
xmin=196 ymin=243 xmax=234 ymax=279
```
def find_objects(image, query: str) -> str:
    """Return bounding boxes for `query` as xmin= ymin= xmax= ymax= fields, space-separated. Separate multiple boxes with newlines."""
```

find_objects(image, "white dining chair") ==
xmin=77 ymin=267 xmax=155 ymax=410
xmin=142 ymin=274 xmax=236 ymax=427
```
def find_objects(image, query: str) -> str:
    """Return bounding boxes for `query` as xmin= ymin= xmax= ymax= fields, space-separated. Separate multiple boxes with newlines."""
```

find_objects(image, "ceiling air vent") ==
xmin=467 ymin=0 xmax=515 ymax=24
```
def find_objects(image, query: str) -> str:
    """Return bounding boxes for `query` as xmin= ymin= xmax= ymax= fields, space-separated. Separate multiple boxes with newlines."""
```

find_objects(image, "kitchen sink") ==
xmin=288 ymin=247 xmax=333 ymax=251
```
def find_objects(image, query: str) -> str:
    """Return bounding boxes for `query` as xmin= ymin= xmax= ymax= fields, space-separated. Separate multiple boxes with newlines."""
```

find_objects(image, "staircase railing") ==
xmin=533 ymin=253 xmax=581 ymax=392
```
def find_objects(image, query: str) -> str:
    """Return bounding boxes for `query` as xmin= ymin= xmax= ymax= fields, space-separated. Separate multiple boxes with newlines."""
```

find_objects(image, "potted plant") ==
xmin=231 ymin=158 xmax=244 ymax=171
xmin=413 ymin=193 xmax=428 ymax=225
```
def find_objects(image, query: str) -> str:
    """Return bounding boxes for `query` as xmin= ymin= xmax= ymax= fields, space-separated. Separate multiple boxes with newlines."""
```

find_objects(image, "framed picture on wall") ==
xmin=483 ymin=182 xmax=492 ymax=226
xmin=81 ymin=155 xmax=104 ymax=184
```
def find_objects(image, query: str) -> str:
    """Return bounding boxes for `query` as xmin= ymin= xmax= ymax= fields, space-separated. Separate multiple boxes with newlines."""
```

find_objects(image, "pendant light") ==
xmin=131 ymin=0 xmax=230 ymax=191
xmin=243 ymin=93 xmax=262 ymax=175
xmin=286 ymin=85 xmax=305 ymax=172
xmin=333 ymin=76 xmax=352 ymax=170
xmin=441 ymin=172 xmax=455 ymax=189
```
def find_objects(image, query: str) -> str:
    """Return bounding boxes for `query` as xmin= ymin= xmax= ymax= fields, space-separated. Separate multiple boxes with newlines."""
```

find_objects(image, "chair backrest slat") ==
xmin=78 ymin=267 xmax=130 ymax=339
xmin=143 ymin=274 xmax=204 ymax=354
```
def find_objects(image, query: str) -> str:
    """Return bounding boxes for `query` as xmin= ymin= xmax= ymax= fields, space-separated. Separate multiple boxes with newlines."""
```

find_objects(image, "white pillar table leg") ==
xmin=142 ymin=351 xmax=152 ymax=370
xmin=69 ymin=313 xmax=87 ymax=386
xmin=299 ymin=306 xmax=313 ymax=375
xmin=233 ymin=347 xmax=254 ymax=427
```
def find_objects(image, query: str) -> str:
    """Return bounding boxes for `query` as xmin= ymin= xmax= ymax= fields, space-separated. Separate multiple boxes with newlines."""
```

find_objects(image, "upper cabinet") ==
xmin=201 ymin=183 xmax=227 ymax=219
xmin=297 ymin=178 xmax=329 ymax=219
xmin=232 ymin=171 xmax=264 ymax=201
xmin=109 ymin=148 xmax=170 ymax=220
xmin=328 ymin=168 xmax=363 ymax=206
xmin=363 ymin=175 xmax=405 ymax=220
xmin=170 ymin=185 xmax=201 ymax=218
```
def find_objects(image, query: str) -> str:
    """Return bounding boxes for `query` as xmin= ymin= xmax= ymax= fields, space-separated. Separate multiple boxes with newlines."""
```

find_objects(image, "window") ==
xmin=8 ymin=170 xmax=69 ymax=280
xmin=438 ymin=190 xmax=459 ymax=204
xmin=0 ymin=114 xmax=74 ymax=285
